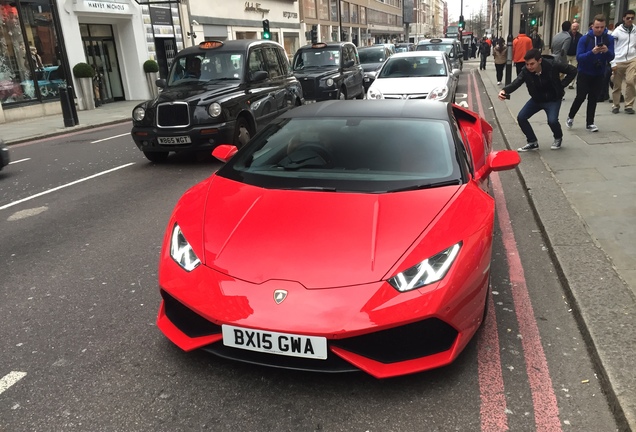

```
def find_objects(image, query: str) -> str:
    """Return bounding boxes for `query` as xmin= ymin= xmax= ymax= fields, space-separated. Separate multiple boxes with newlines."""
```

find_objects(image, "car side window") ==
xmin=350 ymin=46 xmax=360 ymax=65
xmin=343 ymin=45 xmax=354 ymax=65
xmin=263 ymin=47 xmax=283 ymax=79
xmin=275 ymin=47 xmax=291 ymax=76
xmin=248 ymin=48 xmax=268 ymax=79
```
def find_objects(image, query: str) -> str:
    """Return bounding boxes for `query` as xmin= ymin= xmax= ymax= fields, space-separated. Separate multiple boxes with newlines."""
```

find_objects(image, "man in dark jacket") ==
xmin=566 ymin=22 xmax=583 ymax=88
xmin=566 ymin=14 xmax=615 ymax=132
xmin=479 ymin=38 xmax=491 ymax=70
xmin=499 ymin=49 xmax=577 ymax=151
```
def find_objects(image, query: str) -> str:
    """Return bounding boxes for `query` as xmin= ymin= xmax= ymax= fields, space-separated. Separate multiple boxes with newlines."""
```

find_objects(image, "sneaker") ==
xmin=566 ymin=117 xmax=573 ymax=128
xmin=568 ymin=85 xmax=574 ymax=89
xmin=625 ymin=107 xmax=635 ymax=114
xmin=612 ymin=107 xmax=620 ymax=114
xmin=586 ymin=124 xmax=599 ymax=132
xmin=518 ymin=142 xmax=539 ymax=152
xmin=551 ymin=138 xmax=562 ymax=150
xmin=497 ymin=81 xmax=501 ymax=85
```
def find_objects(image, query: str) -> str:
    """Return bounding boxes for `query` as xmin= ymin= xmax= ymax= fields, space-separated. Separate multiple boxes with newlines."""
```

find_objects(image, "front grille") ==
xmin=383 ymin=93 xmax=428 ymax=100
xmin=161 ymin=290 xmax=221 ymax=338
xmin=332 ymin=318 xmax=458 ymax=363
xmin=300 ymin=80 xmax=317 ymax=100
xmin=157 ymin=102 xmax=190 ymax=128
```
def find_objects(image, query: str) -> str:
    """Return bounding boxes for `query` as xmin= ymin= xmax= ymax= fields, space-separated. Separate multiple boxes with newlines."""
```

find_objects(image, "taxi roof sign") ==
xmin=199 ymin=41 xmax=224 ymax=49
xmin=311 ymin=43 xmax=327 ymax=49
xmin=429 ymin=38 xmax=443 ymax=43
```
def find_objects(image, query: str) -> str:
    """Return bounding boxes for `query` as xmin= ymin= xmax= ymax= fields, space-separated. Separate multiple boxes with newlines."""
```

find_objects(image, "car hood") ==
xmin=293 ymin=67 xmax=339 ymax=80
xmin=201 ymin=176 xmax=460 ymax=288
xmin=371 ymin=76 xmax=449 ymax=94
xmin=362 ymin=63 xmax=383 ymax=72
xmin=153 ymin=82 xmax=242 ymax=104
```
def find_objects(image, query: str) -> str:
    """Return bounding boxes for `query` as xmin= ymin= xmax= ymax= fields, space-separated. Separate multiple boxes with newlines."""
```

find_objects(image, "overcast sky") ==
xmin=447 ymin=0 xmax=486 ymax=22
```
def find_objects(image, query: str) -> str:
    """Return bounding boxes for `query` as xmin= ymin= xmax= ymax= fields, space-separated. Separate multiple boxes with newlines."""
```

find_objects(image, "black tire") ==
xmin=233 ymin=117 xmax=252 ymax=148
xmin=143 ymin=151 xmax=169 ymax=163
xmin=337 ymin=87 xmax=347 ymax=100
xmin=355 ymin=86 xmax=365 ymax=99
xmin=482 ymin=275 xmax=491 ymax=324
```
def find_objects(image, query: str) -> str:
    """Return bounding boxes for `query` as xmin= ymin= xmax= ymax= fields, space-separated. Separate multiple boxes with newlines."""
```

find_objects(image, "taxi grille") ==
xmin=157 ymin=102 xmax=190 ymax=128
xmin=299 ymin=80 xmax=317 ymax=100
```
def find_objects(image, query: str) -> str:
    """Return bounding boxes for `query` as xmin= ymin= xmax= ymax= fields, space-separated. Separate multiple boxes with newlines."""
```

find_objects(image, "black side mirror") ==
xmin=155 ymin=78 xmax=167 ymax=88
xmin=343 ymin=60 xmax=355 ymax=68
xmin=250 ymin=70 xmax=269 ymax=82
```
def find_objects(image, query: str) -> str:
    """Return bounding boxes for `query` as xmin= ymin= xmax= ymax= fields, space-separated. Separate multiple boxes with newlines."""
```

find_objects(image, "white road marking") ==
xmin=0 ymin=163 xmax=135 ymax=211
xmin=9 ymin=158 xmax=30 ymax=165
xmin=90 ymin=133 xmax=130 ymax=144
xmin=458 ymin=101 xmax=469 ymax=108
xmin=0 ymin=372 xmax=27 ymax=395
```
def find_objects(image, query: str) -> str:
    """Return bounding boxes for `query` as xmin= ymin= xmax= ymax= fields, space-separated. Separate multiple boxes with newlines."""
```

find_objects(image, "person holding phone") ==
xmin=498 ymin=49 xmax=577 ymax=151
xmin=566 ymin=14 xmax=615 ymax=132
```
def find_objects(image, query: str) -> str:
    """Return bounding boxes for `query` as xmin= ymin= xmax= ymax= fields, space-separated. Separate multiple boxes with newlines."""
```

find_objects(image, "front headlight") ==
xmin=132 ymin=107 xmax=145 ymax=121
xmin=207 ymin=102 xmax=222 ymax=118
xmin=326 ymin=78 xmax=334 ymax=87
xmin=427 ymin=86 xmax=450 ymax=101
xmin=367 ymin=88 xmax=383 ymax=99
xmin=387 ymin=242 xmax=462 ymax=292
xmin=366 ymin=71 xmax=378 ymax=79
xmin=170 ymin=224 xmax=201 ymax=272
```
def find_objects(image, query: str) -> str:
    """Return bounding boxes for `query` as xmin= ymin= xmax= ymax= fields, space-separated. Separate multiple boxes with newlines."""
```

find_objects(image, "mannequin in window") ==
xmin=30 ymin=46 xmax=43 ymax=70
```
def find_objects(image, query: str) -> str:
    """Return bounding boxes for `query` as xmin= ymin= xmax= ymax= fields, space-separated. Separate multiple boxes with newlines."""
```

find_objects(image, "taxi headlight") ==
xmin=132 ymin=107 xmax=145 ymax=121
xmin=326 ymin=78 xmax=334 ymax=87
xmin=367 ymin=88 xmax=383 ymax=99
xmin=208 ymin=102 xmax=222 ymax=118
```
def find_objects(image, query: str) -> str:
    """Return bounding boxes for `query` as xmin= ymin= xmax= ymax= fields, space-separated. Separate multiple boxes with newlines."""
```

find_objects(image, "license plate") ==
xmin=157 ymin=136 xmax=191 ymax=144
xmin=222 ymin=325 xmax=327 ymax=360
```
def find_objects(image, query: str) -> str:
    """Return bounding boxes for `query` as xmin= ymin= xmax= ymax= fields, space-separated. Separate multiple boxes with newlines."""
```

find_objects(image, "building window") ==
xmin=341 ymin=1 xmax=349 ymax=23
xmin=360 ymin=6 xmax=366 ymax=25
xmin=318 ymin=0 xmax=329 ymax=20
xmin=351 ymin=4 xmax=358 ymax=24
xmin=304 ymin=0 xmax=317 ymax=19
xmin=0 ymin=0 xmax=63 ymax=106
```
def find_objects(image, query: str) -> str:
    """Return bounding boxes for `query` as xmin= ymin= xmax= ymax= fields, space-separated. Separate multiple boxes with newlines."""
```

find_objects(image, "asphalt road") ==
xmin=0 ymin=69 xmax=620 ymax=431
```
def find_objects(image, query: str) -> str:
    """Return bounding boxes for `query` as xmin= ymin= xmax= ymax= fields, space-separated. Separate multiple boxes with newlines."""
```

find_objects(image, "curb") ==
xmin=475 ymin=69 xmax=636 ymax=431
xmin=4 ymin=119 xmax=132 ymax=146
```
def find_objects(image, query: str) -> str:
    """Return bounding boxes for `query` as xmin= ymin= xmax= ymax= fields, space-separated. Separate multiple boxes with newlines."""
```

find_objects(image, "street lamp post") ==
xmin=505 ymin=0 xmax=514 ymax=85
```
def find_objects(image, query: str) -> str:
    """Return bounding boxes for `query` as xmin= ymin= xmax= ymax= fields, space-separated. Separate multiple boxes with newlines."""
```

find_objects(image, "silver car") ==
xmin=366 ymin=51 xmax=460 ymax=103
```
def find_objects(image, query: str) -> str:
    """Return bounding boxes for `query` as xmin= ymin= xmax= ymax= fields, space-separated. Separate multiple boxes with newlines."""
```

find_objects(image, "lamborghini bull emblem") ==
xmin=274 ymin=289 xmax=288 ymax=304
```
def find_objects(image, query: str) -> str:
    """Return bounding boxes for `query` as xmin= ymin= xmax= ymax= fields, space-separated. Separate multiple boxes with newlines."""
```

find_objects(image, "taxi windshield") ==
xmin=293 ymin=48 xmax=340 ymax=70
xmin=167 ymin=51 xmax=244 ymax=86
xmin=358 ymin=48 xmax=386 ymax=63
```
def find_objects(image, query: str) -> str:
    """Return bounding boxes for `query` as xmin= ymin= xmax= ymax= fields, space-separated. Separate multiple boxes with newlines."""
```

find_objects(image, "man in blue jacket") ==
xmin=566 ymin=15 xmax=615 ymax=132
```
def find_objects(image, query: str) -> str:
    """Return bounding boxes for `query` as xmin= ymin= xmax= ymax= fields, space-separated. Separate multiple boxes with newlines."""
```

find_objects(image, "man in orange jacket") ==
xmin=513 ymin=30 xmax=534 ymax=74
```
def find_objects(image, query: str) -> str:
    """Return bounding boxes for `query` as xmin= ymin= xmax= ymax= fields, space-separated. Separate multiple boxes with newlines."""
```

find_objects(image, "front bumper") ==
xmin=157 ymin=258 xmax=488 ymax=378
xmin=131 ymin=120 xmax=235 ymax=153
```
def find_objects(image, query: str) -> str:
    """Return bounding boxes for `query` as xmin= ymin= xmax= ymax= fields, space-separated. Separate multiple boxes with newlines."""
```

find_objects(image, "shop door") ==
xmin=82 ymin=38 xmax=124 ymax=103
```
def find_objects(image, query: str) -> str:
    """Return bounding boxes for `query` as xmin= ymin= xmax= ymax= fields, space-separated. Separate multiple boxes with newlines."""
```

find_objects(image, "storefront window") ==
xmin=0 ymin=0 xmax=63 ymax=106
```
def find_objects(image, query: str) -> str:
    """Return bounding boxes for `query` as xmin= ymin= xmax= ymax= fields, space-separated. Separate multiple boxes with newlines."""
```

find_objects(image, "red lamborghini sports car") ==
xmin=157 ymin=100 xmax=520 ymax=378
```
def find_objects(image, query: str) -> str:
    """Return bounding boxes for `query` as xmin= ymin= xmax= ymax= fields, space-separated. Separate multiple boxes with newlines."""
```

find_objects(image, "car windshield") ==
xmin=417 ymin=43 xmax=453 ymax=55
xmin=293 ymin=48 xmax=340 ymax=69
xmin=358 ymin=49 xmax=386 ymax=63
xmin=395 ymin=46 xmax=410 ymax=53
xmin=217 ymin=117 xmax=461 ymax=193
xmin=378 ymin=56 xmax=447 ymax=78
xmin=167 ymin=51 xmax=244 ymax=86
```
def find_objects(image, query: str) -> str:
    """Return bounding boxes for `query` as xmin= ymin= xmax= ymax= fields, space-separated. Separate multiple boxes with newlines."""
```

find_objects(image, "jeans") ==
xmin=495 ymin=64 xmax=505 ymax=82
xmin=515 ymin=62 xmax=525 ymax=75
xmin=568 ymin=72 xmax=603 ymax=126
xmin=517 ymin=98 xmax=563 ymax=143
xmin=480 ymin=54 xmax=488 ymax=70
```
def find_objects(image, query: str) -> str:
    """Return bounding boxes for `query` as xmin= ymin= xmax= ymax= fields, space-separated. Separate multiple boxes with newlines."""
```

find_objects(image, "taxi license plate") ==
xmin=222 ymin=325 xmax=327 ymax=360
xmin=158 ymin=136 xmax=191 ymax=145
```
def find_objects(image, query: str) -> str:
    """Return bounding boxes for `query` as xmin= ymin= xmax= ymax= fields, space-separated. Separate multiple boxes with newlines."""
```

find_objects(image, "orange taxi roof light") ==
xmin=311 ymin=43 xmax=327 ymax=49
xmin=199 ymin=41 xmax=223 ymax=49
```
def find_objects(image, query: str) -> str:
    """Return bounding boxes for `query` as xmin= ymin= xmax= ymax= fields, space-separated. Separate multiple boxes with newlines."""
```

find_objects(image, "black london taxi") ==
xmin=416 ymin=38 xmax=464 ymax=71
xmin=131 ymin=40 xmax=303 ymax=162
xmin=291 ymin=41 xmax=364 ymax=101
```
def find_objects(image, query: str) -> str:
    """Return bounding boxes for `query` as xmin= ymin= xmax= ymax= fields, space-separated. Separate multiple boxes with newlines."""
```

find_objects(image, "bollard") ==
xmin=67 ymin=86 xmax=79 ymax=126
xmin=58 ymin=86 xmax=75 ymax=127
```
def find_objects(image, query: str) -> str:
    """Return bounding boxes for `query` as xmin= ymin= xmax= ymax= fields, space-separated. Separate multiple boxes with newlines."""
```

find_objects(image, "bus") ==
xmin=445 ymin=25 xmax=460 ymax=39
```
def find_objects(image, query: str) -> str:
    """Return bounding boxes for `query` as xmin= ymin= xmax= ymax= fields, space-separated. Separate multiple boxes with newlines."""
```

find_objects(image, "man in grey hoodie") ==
xmin=552 ymin=21 xmax=572 ymax=65
xmin=610 ymin=10 xmax=636 ymax=114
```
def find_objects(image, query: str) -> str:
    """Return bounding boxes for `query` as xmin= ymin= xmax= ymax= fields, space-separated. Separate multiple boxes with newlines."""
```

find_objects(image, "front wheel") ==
xmin=233 ymin=117 xmax=252 ymax=148
xmin=143 ymin=151 xmax=169 ymax=163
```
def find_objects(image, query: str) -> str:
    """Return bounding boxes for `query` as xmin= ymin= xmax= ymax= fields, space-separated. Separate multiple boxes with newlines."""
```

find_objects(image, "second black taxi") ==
xmin=131 ymin=40 xmax=303 ymax=162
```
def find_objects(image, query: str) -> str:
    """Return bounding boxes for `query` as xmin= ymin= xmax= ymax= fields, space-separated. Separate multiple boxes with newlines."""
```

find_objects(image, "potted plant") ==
xmin=73 ymin=62 xmax=96 ymax=110
xmin=143 ymin=59 xmax=160 ymax=99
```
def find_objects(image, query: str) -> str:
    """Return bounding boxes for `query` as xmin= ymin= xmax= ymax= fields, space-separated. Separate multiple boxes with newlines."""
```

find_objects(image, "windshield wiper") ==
xmin=386 ymin=179 xmax=461 ymax=193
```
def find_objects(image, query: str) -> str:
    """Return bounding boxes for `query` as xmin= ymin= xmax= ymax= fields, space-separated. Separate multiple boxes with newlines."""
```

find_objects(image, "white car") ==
xmin=367 ymin=51 xmax=460 ymax=102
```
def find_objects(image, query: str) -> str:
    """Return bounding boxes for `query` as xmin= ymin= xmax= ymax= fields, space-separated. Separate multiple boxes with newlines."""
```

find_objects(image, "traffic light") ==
xmin=262 ymin=19 xmax=271 ymax=39
xmin=310 ymin=25 xmax=318 ymax=44
xmin=459 ymin=15 xmax=465 ymax=30
xmin=530 ymin=16 xmax=537 ymax=27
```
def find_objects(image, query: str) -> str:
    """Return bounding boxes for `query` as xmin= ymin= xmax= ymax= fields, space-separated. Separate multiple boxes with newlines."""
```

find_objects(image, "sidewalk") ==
xmin=0 ymin=100 xmax=142 ymax=144
xmin=1 ymin=79 xmax=636 ymax=429
xmin=477 ymin=59 xmax=636 ymax=430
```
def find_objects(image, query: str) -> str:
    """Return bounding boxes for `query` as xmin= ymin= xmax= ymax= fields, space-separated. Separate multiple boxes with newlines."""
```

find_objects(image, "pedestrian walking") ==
xmin=610 ymin=9 xmax=636 ymax=114
xmin=498 ymin=49 xmax=577 ymax=151
xmin=552 ymin=21 xmax=572 ymax=65
xmin=567 ymin=22 xmax=583 ymax=88
xmin=531 ymin=28 xmax=544 ymax=51
xmin=513 ymin=30 xmax=534 ymax=75
xmin=493 ymin=38 xmax=507 ymax=84
xmin=566 ymin=14 xmax=615 ymax=133
xmin=479 ymin=38 xmax=491 ymax=70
